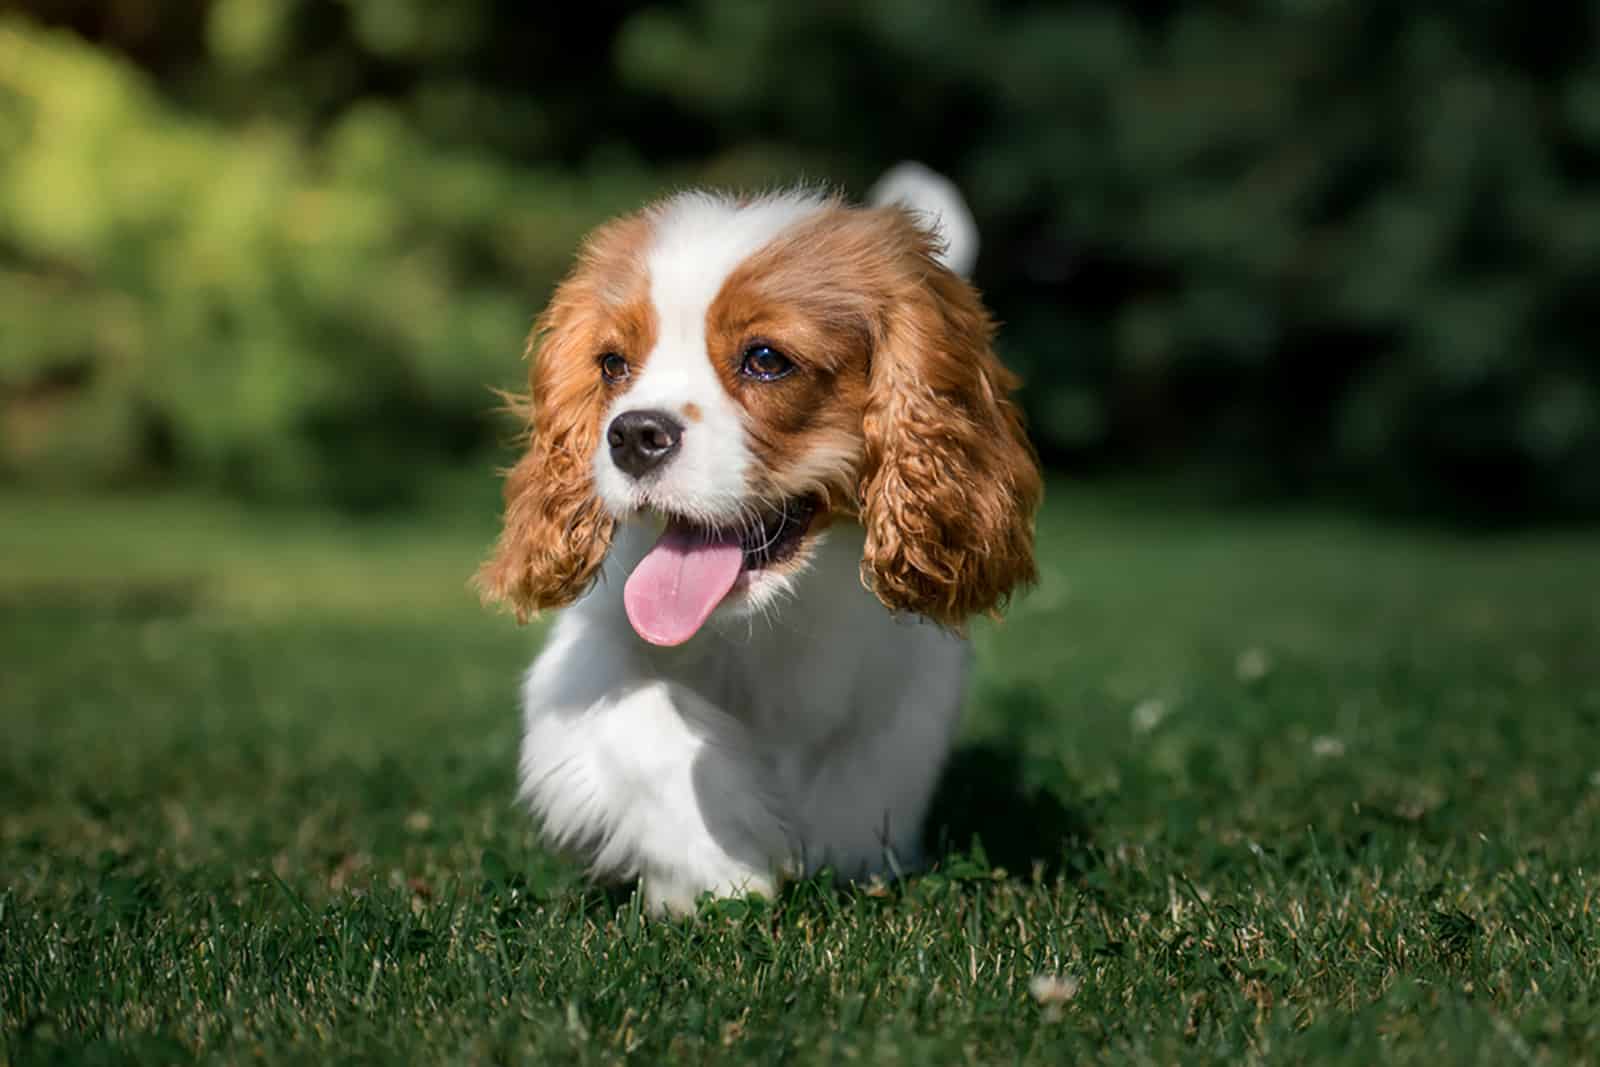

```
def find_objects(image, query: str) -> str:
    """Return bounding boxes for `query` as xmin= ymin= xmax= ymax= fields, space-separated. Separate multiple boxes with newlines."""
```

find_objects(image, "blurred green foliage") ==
xmin=3 ymin=2 xmax=1598 ymax=516
xmin=0 ymin=14 xmax=666 ymax=502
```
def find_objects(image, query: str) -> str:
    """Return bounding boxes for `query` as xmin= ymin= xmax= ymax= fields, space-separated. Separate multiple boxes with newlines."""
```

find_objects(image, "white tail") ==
xmin=867 ymin=161 xmax=980 ymax=279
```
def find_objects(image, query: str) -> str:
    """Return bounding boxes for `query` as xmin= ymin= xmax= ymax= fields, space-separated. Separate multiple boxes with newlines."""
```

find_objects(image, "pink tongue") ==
xmin=623 ymin=523 xmax=745 ymax=646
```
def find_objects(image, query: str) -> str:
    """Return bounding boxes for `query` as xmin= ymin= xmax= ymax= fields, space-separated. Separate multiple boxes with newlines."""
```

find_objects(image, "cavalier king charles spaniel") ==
xmin=479 ymin=166 xmax=1041 ymax=915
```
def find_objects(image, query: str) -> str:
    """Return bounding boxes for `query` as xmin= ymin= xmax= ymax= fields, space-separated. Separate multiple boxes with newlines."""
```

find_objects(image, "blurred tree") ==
xmin=3 ymin=1 xmax=1598 ymax=518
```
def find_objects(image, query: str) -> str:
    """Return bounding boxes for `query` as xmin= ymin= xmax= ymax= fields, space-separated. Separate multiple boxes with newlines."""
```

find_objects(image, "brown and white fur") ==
xmin=479 ymin=170 xmax=1040 ymax=915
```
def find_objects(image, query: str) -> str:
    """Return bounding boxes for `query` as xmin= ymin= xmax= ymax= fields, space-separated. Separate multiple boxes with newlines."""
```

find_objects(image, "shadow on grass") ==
xmin=923 ymin=742 xmax=1098 ymax=882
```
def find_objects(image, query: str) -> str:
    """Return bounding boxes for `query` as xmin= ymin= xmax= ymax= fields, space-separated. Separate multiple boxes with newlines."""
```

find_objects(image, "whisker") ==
xmin=753 ymin=501 xmax=788 ymax=557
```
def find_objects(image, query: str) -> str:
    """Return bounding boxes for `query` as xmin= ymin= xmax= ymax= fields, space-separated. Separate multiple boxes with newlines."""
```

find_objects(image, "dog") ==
xmin=478 ymin=166 xmax=1041 ymax=915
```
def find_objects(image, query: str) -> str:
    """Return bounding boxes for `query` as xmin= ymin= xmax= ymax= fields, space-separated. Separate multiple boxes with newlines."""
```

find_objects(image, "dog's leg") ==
xmin=789 ymin=641 xmax=969 ymax=883
xmin=519 ymin=622 xmax=792 ymax=916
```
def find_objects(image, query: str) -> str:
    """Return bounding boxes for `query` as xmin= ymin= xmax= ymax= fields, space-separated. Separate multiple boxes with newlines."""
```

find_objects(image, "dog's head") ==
xmin=478 ymin=189 xmax=1041 ymax=644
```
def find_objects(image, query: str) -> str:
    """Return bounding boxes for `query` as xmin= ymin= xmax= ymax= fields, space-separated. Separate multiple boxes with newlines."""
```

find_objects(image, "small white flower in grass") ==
xmin=1132 ymin=699 xmax=1170 ymax=734
xmin=1312 ymin=736 xmax=1346 ymax=759
xmin=1029 ymin=974 xmax=1081 ymax=1006
xmin=1236 ymin=647 xmax=1272 ymax=683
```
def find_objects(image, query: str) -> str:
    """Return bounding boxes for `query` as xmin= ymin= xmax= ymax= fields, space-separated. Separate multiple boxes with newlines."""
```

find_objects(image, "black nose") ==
xmin=607 ymin=409 xmax=683 ymax=479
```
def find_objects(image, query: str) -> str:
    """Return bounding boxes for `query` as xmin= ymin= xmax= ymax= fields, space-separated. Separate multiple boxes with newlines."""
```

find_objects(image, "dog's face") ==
xmin=479 ymin=191 xmax=1041 ymax=645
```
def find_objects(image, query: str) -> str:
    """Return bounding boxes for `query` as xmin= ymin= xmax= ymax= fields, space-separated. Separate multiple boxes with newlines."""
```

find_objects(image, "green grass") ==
xmin=3 ymin=485 xmax=1599 ymax=1065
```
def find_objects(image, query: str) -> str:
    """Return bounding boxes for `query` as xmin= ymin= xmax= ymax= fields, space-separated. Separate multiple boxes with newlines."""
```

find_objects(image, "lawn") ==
xmin=3 ymin=485 xmax=1598 ymax=1064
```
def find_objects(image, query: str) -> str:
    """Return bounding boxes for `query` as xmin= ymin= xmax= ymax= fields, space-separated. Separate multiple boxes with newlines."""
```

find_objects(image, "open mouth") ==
xmin=622 ymin=495 xmax=820 ymax=647
xmin=732 ymin=495 xmax=819 ymax=570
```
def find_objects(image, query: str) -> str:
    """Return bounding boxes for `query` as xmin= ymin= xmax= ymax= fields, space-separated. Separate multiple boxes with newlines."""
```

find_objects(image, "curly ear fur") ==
xmin=857 ymin=210 xmax=1042 ymax=626
xmin=476 ymin=312 xmax=616 ymax=621
xmin=476 ymin=218 xmax=663 ymax=621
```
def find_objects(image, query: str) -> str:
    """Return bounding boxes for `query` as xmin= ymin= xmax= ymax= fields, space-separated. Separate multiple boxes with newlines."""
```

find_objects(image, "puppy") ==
xmin=479 ymin=169 xmax=1041 ymax=915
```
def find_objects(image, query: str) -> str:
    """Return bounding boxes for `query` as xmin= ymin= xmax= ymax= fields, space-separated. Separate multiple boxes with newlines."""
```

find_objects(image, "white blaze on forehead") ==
xmin=593 ymin=190 xmax=830 ymax=522
xmin=644 ymin=190 xmax=830 ymax=344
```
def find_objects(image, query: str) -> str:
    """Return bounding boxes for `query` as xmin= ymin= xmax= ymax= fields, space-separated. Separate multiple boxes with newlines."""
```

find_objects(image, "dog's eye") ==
xmin=599 ymin=352 xmax=630 ymax=384
xmin=739 ymin=344 xmax=794 ymax=382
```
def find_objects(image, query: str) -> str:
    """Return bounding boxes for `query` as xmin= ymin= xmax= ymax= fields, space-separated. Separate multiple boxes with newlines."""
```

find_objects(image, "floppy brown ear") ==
xmin=857 ymin=212 xmax=1042 ymax=626
xmin=476 ymin=288 xmax=617 ymax=622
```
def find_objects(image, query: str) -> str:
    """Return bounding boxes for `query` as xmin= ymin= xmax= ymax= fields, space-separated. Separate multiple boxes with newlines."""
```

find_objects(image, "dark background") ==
xmin=4 ymin=0 xmax=1598 ymax=520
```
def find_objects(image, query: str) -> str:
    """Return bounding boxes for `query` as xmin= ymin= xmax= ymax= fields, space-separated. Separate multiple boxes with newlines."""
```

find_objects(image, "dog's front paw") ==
xmin=639 ymin=866 xmax=779 ymax=918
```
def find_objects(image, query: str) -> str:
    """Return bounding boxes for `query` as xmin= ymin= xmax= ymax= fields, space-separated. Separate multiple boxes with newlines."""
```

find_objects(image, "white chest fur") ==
xmin=516 ymin=521 xmax=969 ymax=915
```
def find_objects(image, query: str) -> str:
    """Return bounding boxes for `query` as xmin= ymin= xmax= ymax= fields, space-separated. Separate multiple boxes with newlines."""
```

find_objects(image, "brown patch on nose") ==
xmin=680 ymin=402 xmax=703 ymax=423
